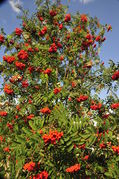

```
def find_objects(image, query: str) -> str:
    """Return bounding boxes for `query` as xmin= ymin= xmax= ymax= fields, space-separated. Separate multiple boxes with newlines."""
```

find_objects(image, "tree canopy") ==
xmin=0 ymin=0 xmax=119 ymax=178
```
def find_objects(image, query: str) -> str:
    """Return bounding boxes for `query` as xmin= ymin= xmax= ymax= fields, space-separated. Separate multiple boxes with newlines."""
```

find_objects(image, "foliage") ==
xmin=0 ymin=0 xmax=119 ymax=178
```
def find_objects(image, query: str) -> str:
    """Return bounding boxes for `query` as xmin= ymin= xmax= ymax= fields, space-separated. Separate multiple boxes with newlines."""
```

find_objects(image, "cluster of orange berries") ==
xmin=42 ymin=130 xmax=63 ymax=145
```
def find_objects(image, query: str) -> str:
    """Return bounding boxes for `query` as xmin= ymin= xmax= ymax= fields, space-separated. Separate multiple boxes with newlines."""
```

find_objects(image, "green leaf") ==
xmin=66 ymin=140 xmax=72 ymax=147
xmin=88 ymin=135 xmax=97 ymax=146
xmin=67 ymin=144 xmax=74 ymax=152
xmin=22 ymin=127 xmax=32 ymax=135
xmin=29 ymin=120 xmax=37 ymax=130
xmin=16 ymin=136 xmax=26 ymax=144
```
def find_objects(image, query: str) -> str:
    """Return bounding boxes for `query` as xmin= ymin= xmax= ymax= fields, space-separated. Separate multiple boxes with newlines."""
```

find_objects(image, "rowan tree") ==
xmin=0 ymin=0 xmax=119 ymax=178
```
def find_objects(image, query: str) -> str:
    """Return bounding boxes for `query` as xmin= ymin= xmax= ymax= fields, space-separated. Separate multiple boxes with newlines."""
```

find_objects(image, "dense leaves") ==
xmin=0 ymin=0 xmax=119 ymax=178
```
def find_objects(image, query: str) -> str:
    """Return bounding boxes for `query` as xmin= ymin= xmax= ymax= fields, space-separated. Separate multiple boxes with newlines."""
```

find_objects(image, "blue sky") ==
xmin=0 ymin=0 xmax=119 ymax=98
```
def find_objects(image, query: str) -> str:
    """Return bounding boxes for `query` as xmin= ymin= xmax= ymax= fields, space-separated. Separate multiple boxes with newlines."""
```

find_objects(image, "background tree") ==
xmin=0 ymin=0 xmax=119 ymax=178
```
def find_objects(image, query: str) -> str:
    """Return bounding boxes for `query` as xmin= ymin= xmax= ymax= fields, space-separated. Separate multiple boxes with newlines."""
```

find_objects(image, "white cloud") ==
xmin=9 ymin=0 xmax=23 ymax=13
xmin=73 ymin=0 xmax=94 ymax=4
xmin=83 ymin=0 xmax=94 ymax=4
